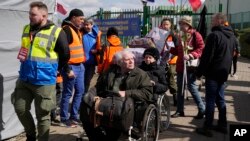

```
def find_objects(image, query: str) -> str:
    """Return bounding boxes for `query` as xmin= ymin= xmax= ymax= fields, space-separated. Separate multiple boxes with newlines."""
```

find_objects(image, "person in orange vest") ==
xmin=60 ymin=9 xmax=85 ymax=127
xmin=81 ymin=18 xmax=102 ymax=93
xmin=159 ymin=18 xmax=179 ymax=106
xmin=97 ymin=27 xmax=124 ymax=73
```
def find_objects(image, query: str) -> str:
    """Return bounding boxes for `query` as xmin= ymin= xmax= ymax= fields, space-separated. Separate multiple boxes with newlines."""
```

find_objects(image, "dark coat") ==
xmin=96 ymin=64 xmax=153 ymax=102
xmin=139 ymin=61 xmax=168 ymax=94
xmin=196 ymin=25 xmax=236 ymax=82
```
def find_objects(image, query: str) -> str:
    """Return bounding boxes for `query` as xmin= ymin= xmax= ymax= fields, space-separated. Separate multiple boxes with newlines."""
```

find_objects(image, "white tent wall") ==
xmin=0 ymin=0 xmax=55 ymax=140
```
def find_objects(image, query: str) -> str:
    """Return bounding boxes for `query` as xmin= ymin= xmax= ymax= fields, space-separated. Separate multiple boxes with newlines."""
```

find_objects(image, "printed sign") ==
xmin=95 ymin=17 xmax=141 ymax=36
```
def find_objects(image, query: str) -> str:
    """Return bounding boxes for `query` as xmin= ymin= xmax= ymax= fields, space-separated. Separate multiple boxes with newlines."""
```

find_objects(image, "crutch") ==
xmin=181 ymin=32 xmax=189 ymax=100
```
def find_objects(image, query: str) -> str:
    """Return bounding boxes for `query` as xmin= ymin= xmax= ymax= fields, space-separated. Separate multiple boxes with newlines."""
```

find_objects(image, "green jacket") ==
xmin=96 ymin=64 xmax=153 ymax=103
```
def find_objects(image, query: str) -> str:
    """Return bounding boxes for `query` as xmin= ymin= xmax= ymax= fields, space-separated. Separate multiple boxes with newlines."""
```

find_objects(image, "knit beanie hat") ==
xmin=143 ymin=47 xmax=160 ymax=60
xmin=107 ymin=27 xmax=119 ymax=37
xmin=68 ymin=9 xmax=84 ymax=20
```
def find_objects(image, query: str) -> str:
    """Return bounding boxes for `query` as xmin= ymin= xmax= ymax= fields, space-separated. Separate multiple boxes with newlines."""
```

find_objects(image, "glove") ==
xmin=183 ymin=54 xmax=190 ymax=60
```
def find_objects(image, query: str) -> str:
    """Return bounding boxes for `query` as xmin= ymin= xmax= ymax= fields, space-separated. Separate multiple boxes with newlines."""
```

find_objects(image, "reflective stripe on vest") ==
xmin=20 ymin=24 xmax=61 ymax=85
xmin=22 ymin=25 xmax=60 ymax=62
xmin=67 ymin=26 xmax=85 ymax=64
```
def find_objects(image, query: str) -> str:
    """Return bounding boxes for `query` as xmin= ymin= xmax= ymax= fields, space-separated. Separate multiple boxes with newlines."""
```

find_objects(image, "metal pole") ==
xmin=219 ymin=0 xmax=222 ymax=13
xmin=226 ymin=0 xmax=230 ymax=16
xmin=142 ymin=0 xmax=149 ymax=36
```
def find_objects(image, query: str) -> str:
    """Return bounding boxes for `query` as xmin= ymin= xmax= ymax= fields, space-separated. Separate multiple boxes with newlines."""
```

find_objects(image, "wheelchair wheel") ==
xmin=141 ymin=104 xmax=159 ymax=141
xmin=158 ymin=94 xmax=171 ymax=131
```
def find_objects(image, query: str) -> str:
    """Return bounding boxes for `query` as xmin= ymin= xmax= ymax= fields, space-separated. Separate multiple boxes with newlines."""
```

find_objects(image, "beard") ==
xmin=30 ymin=19 xmax=43 ymax=30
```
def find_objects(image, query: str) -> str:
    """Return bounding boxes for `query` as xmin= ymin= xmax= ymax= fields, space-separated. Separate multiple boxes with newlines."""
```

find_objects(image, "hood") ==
xmin=91 ymin=25 xmax=99 ymax=35
xmin=212 ymin=25 xmax=234 ymax=38
xmin=61 ymin=18 xmax=78 ymax=29
xmin=82 ymin=24 xmax=99 ymax=36
xmin=107 ymin=35 xmax=122 ymax=46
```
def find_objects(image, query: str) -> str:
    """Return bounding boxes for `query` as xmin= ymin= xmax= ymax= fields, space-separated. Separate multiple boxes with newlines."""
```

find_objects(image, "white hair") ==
xmin=112 ymin=50 xmax=135 ymax=66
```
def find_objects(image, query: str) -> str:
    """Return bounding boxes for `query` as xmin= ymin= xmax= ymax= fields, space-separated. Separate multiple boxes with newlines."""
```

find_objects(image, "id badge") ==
xmin=17 ymin=47 xmax=29 ymax=61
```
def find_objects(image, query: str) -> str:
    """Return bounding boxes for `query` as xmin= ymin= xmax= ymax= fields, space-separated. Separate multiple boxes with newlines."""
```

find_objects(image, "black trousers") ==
xmin=230 ymin=56 xmax=238 ymax=75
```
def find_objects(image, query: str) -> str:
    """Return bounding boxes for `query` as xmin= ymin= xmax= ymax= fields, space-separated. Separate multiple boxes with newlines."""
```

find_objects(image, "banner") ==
xmin=57 ymin=2 xmax=67 ymax=15
xmin=188 ymin=0 xmax=205 ymax=12
xmin=94 ymin=18 xmax=141 ymax=36
xmin=168 ymin=0 xmax=176 ymax=4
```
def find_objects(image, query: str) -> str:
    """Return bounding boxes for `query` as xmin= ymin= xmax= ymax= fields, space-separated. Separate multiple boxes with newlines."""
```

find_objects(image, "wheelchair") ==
xmin=80 ymin=87 xmax=171 ymax=141
xmin=130 ymin=93 xmax=170 ymax=141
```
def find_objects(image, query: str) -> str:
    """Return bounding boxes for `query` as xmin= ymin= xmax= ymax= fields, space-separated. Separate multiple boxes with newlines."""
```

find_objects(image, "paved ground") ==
xmin=5 ymin=57 xmax=250 ymax=141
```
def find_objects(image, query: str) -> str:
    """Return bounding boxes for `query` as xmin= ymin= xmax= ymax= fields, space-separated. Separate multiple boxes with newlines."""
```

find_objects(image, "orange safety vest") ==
xmin=166 ymin=35 xmax=178 ymax=65
xmin=95 ymin=31 xmax=102 ymax=64
xmin=67 ymin=26 xmax=85 ymax=64
xmin=56 ymin=75 xmax=63 ymax=83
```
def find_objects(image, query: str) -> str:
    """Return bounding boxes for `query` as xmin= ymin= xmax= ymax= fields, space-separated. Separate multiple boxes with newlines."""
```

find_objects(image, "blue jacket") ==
xmin=83 ymin=25 xmax=100 ymax=65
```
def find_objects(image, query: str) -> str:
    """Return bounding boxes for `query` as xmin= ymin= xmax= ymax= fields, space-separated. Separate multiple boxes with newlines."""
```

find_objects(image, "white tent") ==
xmin=0 ymin=0 xmax=55 ymax=140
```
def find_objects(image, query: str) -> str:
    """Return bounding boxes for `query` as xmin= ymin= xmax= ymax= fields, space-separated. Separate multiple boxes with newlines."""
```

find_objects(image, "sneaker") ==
xmin=196 ymin=127 xmax=213 ymax=137
xmin=171 ymin=112 xmax=185 ymax=118
xmin=70 ymin=119 xmax=82 ymax=125
xmin=60 ymin=120 xmax=77 ymax=128
xmin=51 ymin=118 xmax=60 ymax=124
xmin=232 ymin=75 xmax=238 ymax=80
xmin=131 ymin=128 xmax=141 ymax=140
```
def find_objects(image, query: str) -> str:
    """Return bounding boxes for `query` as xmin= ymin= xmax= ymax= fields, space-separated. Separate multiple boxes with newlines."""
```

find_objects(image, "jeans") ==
xmin=176 ymin=72 xmax=205 ymax=113
xmin=60 ymin=64 xmax=85 ymax=121
xmin=204 ymin=79 xmax=227 ymax=128
xmin=84 ymin=63 xmax=96 ymax=93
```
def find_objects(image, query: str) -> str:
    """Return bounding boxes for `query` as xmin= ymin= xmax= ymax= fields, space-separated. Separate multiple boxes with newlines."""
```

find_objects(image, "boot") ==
xmin=173 ymin=94 xmax=177 ymax=106
xmin=26 ymin=133 xmax=36 ymax=141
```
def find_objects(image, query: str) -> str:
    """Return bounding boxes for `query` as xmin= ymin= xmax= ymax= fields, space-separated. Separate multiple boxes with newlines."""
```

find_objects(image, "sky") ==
xmin=57 ymin=0 xmax=178 ymax=17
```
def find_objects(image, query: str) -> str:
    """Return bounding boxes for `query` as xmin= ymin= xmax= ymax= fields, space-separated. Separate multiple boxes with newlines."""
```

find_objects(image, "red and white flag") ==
xmin=188 ymin=0 xmax=205 ymax=12
xmin=168 ymin=0 xmax=176 ymax=4
xmin=57 ymin=2 xmax=67 ymax=15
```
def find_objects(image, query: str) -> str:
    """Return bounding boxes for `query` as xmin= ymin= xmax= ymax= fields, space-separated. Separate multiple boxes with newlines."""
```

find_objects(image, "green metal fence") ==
xmin=89 ymin=6 xmax=212 ymax=46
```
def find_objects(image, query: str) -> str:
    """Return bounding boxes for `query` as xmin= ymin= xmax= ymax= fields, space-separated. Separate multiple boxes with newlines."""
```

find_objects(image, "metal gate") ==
xmin=88 ymin=5 xmax=212 ymax=46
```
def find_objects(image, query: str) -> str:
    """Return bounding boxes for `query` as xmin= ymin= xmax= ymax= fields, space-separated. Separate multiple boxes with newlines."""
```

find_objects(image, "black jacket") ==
xmin=196 ymin=25 xmax=236 ymax=82
xmin=139 ymin=61 xmax=168 ymax=94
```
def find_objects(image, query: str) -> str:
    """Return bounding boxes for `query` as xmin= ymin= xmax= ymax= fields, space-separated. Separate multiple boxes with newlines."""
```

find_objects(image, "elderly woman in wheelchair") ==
xmin=139 ymin=47 xmax=171 ymax=132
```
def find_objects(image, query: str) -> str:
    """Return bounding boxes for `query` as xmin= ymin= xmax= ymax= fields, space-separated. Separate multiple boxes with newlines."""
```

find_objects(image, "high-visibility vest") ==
xmin=166 ymin=35 xmax=178 ymax=65
xmin=19 ymin=24 xmax=61 ymax=85
xmin=67 ymin=26 xmax=85 ymax=64
xmin=56 ymin=74 xmax=63 ymax=83
xmin=95 ymin=31 xmax=102 ymax=64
